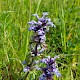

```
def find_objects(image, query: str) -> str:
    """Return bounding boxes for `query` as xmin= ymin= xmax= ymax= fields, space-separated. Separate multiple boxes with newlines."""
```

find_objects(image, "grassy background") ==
xmin=0 ymin=0 xmax=80 ymax=80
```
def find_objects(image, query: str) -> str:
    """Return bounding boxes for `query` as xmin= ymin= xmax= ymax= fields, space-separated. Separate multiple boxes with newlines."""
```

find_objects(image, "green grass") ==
xmin=0 ymin=0 xmax=80 ymax=80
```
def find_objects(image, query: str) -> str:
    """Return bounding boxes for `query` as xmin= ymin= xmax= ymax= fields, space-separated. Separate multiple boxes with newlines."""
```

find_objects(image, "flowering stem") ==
xmin=22 ymin=12 xmax=61 ymax=80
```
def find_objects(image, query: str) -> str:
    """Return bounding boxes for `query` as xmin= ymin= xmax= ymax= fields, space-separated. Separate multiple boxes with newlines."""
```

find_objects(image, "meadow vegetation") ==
xmin=0 ymin=0 xmax=80 ymax=80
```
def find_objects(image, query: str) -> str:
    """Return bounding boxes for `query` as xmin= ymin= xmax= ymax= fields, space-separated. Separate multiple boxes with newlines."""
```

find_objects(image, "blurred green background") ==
xmin=0 ymin=0 xmax=80 ymax=80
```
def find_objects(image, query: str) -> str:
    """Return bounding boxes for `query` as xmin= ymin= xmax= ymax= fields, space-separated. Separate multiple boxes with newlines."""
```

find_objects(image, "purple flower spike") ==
xmin=40 ymin=56 xmax=61 ymax=79
xmin=24 ymin=12 xmax=61 ymax=80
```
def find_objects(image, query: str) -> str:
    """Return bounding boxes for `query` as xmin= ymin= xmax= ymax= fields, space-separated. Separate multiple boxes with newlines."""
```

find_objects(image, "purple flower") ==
xmin=28 ymin=20 xmax=37 ymax=25
xmin=46 ymin=22 xmax=54 ymax=27
xmin=37 ymin=21 xmax=42 ymax=25
xmin=32 ymin=14 xmax=39 ymax=19
xmin=23 ymin=66 xmax=30 ymax=72
xmin=38 ymin=28 xmax=45 ymax=36
xmin=38 ymin=17 xmax=46 ymax=22
xmin=28 ymin=26 xmax=36 ymax=31
xmin=42 ymin=12 xmax=49 ymax=18
xmin=53 ymin=68 xmax=61 ymax=77
xmin=41 ymin=56 xmax=59 ymax=64
xmin=40 ymin=58 xmax=47 ymax=63
xmin=41 ymin=68 xmax=54 ymax=79
xmin=39 ymin=35 xmax=46 ymax=43
xmin=46 ymin=18 xmax=51 ymax=22
xmin=29 ymin=25 xmax=42 ymax=32
xmin=47 ymin=22 xmax=56 ymax=28
xmin=28 ymin=20 xmax=42 ymax=32
xmin=28 ymin=12 xmax=56 ymax=32
xmin=39 ymin=64 xmax=61 ymax=79
xmin=39 ymin=73 xmax=47 ymax=80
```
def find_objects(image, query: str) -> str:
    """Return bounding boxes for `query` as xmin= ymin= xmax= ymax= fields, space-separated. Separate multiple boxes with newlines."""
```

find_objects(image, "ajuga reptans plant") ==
xmin=22 ymin=12 xmax=61 ymax=80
